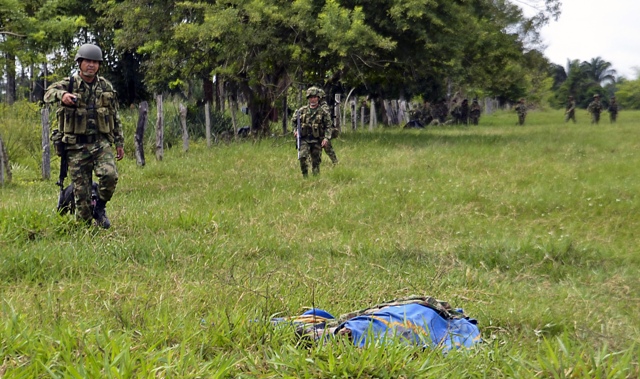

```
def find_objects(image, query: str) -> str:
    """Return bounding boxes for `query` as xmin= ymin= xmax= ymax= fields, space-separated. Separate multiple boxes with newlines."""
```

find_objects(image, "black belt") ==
xmin=76 ymin=134 xmax=99 ymax=144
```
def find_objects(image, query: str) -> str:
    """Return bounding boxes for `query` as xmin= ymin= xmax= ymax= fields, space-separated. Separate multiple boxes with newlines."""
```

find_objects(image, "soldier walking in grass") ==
xmin=469 ymin=99 xmax=481 ymax=125
xmin=565 ymin=95 xmax=576 ymax=123
xmin=587 ymin=94 xmax=602 ymax=124
xmin=292 ymin=86 xmax=333 ymax=177
xmin=318 ymin=88 xmax=339 ymax=164
xmin=44 ymin=44 xmax=125 ymax=229
xmin=514 ymin=98 xmax=527 ymax=125
xmin=608 ymin=96 xmax=618 ymax=123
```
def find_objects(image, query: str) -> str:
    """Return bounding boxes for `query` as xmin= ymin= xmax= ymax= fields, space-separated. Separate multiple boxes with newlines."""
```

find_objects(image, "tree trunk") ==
xmin=5 ymin=53 xmax=16 ymax=105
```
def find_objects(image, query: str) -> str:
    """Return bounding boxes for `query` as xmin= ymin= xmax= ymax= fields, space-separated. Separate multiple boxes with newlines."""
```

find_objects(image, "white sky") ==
xmin=527 ymin=0 xmax=640 ymax=79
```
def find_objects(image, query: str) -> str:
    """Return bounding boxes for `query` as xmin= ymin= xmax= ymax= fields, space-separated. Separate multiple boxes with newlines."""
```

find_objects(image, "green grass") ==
xmin=1 ymin=106 xmax=639 ymax=377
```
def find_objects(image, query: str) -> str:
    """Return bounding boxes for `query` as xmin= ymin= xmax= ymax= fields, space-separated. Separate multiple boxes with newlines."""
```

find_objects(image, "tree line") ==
xmin=3 ymin=0 xmax=636 ymax=134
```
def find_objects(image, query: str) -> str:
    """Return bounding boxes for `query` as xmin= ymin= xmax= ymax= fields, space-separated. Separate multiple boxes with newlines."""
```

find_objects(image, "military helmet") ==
xmin=75 ymin=44 xmax=103 ymax=62
xmin=306 ymin=86 xmax=321 ymax=98
xmin=317 ymin=88 xmax=326 ymax=99
xmin=593 ymin=94 xmax=600 ymax=98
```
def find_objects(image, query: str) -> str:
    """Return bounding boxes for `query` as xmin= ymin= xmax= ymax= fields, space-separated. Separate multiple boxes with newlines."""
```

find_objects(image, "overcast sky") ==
xmin=530 ymin=0 xmax=640 ymax=79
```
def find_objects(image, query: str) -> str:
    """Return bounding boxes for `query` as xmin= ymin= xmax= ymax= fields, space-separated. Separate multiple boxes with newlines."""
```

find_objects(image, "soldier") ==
xmin=421 ymin=101 xmax=434 ymax=125
xmin=460 ymin=99 xmax=469 ymax=125
xmin=469 ymin=99 xmax=481 ymax=125
xmin=608 ymin=96 xmax=618 ymax=123
xmin=292 ymin=86 xmax=333 ymax=177
xmin=515 ymin=98 xmax=527 ymax=125
xmin=317 ymin=89 xmax=339 ymax=164
xmin=44 ymin=44 xmax=125 ymax=228
xmin=565 ymin=95 xmax=576 ymax=123
xmin=450 ymin=99 xmax=461 ymax=124
xmin=587 ymin=94 xmax=602 ymax=124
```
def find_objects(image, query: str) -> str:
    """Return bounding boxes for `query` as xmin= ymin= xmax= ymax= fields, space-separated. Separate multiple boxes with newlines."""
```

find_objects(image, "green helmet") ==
xmin=75 ymin=44 xmax=103 ymax=62
xmin=306 ymin=86 xmax=321 ymax=98
xmin=317 ymin=88 xmax=326 ymax=99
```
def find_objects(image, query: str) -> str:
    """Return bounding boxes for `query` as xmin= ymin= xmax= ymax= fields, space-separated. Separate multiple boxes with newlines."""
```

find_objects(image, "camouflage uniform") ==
xmin=45 ymin=47 xmax=124 ymax=226
xmin=459 ymin=99 xmax=469 ymax=125
xmin=515 ymin=99 xmax=527 ymax=125
xmin=587 ymin=95 xmax=602 ymax=124
xmin=469 ymin=100 xmax=481 ymax=125
xmin=565 ymin=96 xmax=576 ymax=123
xmin=292 ymin=87 xmax=333 ymax=177
xmin=318 ymin=89 xmax=339 ymax=164
xmin=608 ymin=96 xmax=618 ymax=123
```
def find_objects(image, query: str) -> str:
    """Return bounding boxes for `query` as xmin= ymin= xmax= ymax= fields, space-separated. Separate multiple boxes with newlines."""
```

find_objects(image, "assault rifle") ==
xmin=55 ymin=75 xmax=75 ymax=209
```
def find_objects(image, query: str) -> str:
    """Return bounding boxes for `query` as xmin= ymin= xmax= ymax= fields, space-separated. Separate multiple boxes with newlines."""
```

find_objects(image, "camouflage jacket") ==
xmin=587 ymin=100 xmax=602 ymax=114
xmin=44 ymin=74 xmax=124 ymax=148
xmin=291 ymin=105 xmax=333 ymax=141
xmin=565 ymin=100 xmax=575 ymax=113
xmin=515 ymin=103 xmax=527 ymax=115
xmin=470 ymin=104 xmax=481 ymax=117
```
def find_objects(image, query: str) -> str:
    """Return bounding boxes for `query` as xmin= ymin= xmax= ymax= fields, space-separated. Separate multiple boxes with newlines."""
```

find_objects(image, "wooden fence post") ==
xmin=205 ymin=101 xmax=212 ymax=147
xmin=155 ymin=94 xmax=164 ymax=161
xmin=334 ymin=93 xmax=341 ymax=133
xmin=351 ymin=97 xmax=357 ymax=131
xmin=41 ymin=106 xmax=51 ymax=180
xmin=369 ymin=99 xmax=377 ymax=130
xmin=135 ymin=101 xmax=148 ymax=166
xmin=179 ymin=103 xmax=189 ymax=152
xmin=0 ymin=133 xmax=11 ymax=185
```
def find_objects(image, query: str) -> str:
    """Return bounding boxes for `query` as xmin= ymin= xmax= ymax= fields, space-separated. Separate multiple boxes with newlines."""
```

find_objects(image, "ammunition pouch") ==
xmin=51 ymin=129 xmax=65 ymax=157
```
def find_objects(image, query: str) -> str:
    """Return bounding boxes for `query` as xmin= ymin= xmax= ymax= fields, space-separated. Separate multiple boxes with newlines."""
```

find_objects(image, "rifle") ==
xmin=296 ymin=110 xmax=301 ymax=159
xmin=55 ymin=75 xmax=75 ymax=203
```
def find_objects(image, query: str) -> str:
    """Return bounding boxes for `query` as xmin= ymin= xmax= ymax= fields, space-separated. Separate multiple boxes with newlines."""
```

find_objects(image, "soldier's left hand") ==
xmin=321 ymin=138 xmax=328 ymax=148
xmin=116 ymin=146 xmax=125 ymax=161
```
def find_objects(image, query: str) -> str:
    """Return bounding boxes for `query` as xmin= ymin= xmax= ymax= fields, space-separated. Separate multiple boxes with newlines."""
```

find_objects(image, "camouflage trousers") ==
xmin=517 ymin=114 xmax=526 ymax=125
xmin=565 ymin=111 xmax=576 ymax=123
xmin=322 ymin=139 xmax=338 ymax=164
xmin=609 ymin=112 xmax=617 ymax=123
xmin=298 ymin=139 xmax=322 ymax=176
xmin=67 ymin=138 xmax=119 ymax=222
xmin=591 ymin=112 xmax=600 ymax=124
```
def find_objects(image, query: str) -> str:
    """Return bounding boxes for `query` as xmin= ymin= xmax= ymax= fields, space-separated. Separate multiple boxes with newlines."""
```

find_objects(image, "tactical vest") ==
xmin=56 ymin=75 xmax=117 ymax=138
xmin=299 ymin=107 xmax=328 ymax=139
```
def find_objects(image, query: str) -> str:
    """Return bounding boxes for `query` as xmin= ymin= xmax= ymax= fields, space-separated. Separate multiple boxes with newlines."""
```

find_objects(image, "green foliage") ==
xmin=614 ymin=78 xmax=640 ymax=110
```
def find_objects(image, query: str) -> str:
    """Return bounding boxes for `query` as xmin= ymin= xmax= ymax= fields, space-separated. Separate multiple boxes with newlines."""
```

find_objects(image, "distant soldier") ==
xmin=317 ymin=88 xmax=339 ymax=164
xmin=450 ymin=99 xmax=461 ymax=124
xmin=469 ymin=99 xmax=481 ymax=125
xmin=565 ymin=95 xmax=576 ymax=123
xmin=292 ymin=86 xmax=333 ymax=177
xmin=421 ymin=101 xmax=434 ymax=125
xmin=514 ymin=98 xmax=527 ymax=125
xmin=587 ymin=94 xmax=602 ymax=124
xmin=608 ymin=96 xmax=618 ymax=123
xmin=459 ymin=99 xmax=469 ymax=125
xmin=437 ymin=100 xmax=448 ymax=123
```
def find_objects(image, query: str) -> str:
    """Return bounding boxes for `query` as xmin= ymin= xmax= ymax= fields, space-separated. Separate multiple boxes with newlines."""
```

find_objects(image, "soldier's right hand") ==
xmin=61 ymin=93 xmax=78 ymax=106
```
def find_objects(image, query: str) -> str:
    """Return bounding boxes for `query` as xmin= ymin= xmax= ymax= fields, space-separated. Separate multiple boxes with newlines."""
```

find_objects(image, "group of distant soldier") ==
xmin=564 ymin=94 xmax=618 ymax=124
xmin=516 ymin=95 xmax=619 ymax=126
xmin=408 ymin=98 xmax=482 ymax=127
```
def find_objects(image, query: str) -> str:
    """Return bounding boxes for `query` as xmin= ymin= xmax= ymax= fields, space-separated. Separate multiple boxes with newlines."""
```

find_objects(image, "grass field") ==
xmin=1 ymin=106 xmax=639 ymax=377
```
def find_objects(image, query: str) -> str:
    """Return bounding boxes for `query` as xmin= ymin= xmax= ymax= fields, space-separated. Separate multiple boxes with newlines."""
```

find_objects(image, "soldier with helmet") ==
xmin=608 ymin=95 xmax=618 ymax=123
xmin=44 ymin=43 xmax=125 ymax=228
xmin=317 ymin=88 xmax=339 ymax=165
xmin=565 ymin=95 xmax=576 ymax=123
xmin=291 ymin=86 xmax=333 ymax=177
xmin=514 ymin=98 xmax=527 ymax=125
xmin=587 ymin=94 xmax=603 ymax=124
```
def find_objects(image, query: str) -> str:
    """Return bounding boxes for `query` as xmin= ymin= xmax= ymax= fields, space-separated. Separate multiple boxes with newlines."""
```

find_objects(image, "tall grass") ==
xmin=0 ymin=106 xmax=638 ymax=377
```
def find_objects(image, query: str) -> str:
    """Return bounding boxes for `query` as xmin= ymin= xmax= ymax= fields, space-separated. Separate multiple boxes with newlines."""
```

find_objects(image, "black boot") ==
xmin=93 ymin=199 xmax=111 ymax=229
